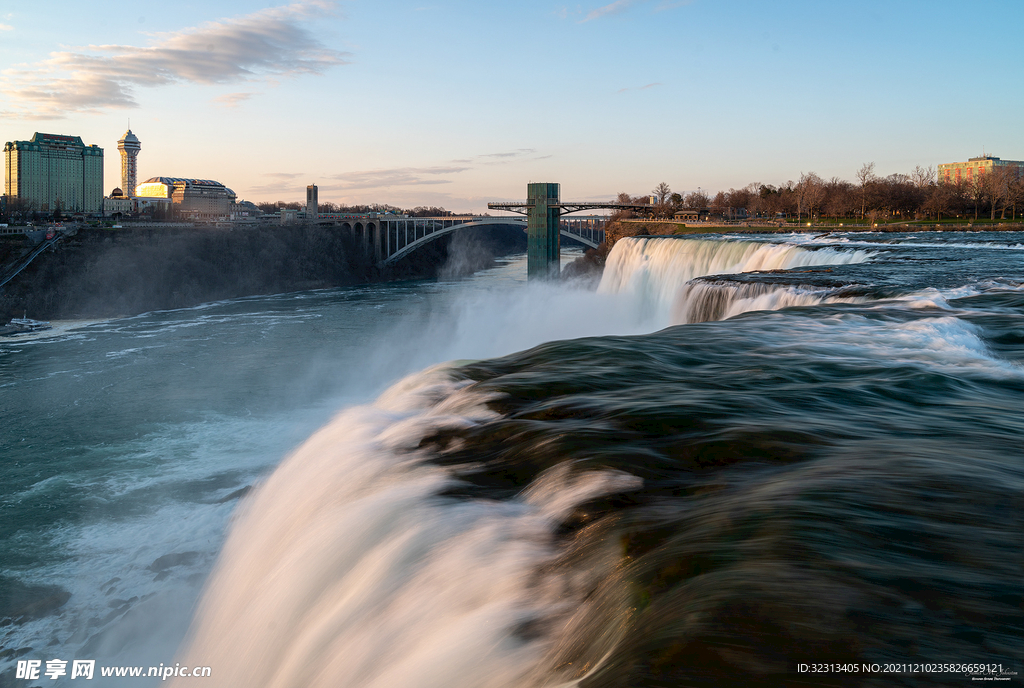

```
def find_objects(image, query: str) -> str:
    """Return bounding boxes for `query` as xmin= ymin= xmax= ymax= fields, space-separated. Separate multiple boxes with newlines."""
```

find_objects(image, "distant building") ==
xmin=117 ymin=130 xmax=142 ymax=198
xmin=3 ymin=132 xmax=104 ymax=214
xmin=103 ymin=187 xmax=134 ymax=218
xmin=674 ymin=208 xmax=711 ymax=221
xmin=938 ymin=155 xmax=1024 ymax=185
xmin=306 ymin=184 xmax=318 ymax=219
xmin=136 ymin=177 xmax=236 ymax=220
xmin=231 ymin=200 xmax=262 ymax=221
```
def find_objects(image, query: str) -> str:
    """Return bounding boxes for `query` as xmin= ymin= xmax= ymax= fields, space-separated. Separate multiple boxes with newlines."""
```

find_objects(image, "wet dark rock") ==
xmin=215 ymin=485 xmax=252 ymax=503
xmin=0 ymin=647 xmax=32 ymax=660
xmin=0 ymin=577 xmax=71 ymax=625
xmin=147 ymin=551 xmax=200 ymax=572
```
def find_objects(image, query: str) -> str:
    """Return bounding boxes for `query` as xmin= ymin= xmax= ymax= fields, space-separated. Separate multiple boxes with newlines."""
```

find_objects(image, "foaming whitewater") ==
xmin=171 ymin=365 xmax=639 ymax=688
xmin=672 ymin=280 xmax=866 ymax=324
xmin=598 ymin=236 xmax=873 ymax=325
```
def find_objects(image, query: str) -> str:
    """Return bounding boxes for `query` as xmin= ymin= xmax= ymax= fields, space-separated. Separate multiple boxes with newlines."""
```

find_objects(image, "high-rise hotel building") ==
xmin=4 ymin=133 xmax=104 ymax=213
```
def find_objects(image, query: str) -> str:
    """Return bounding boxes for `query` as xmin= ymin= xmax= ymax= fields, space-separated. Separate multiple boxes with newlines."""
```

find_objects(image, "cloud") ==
xmin=617 ymin=82 xmax=662 ymax=93
xmin=581 ymin=0 xmax=640 ymax=22
xmin=212 ymin=92 xmax=257 ymax=108
xmin=473 ymin=149 xmax=548 ymax=166
xmin=0 ymin=23 xmax=13 ymax=31
xmin=580 ymin=0 xmax=692 ymax=22
xmin=249 ymin=149 xmax=546 ymax=200
xmin=479 ymin=148 xmax=536 ymax=159
xmin=0 ymin=1 xmax=348 ymax=119
xmin=326 ymin=165 xmax=470 ymax=190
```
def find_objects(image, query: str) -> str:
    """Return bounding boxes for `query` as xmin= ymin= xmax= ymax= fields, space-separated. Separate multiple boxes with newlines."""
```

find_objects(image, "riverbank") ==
xmin=0 ymin=224 xmax=525 ymax=321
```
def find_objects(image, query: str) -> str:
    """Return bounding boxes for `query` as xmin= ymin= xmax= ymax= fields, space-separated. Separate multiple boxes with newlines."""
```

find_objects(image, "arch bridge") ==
xmin=314 ymin=183 xmax=645 ymax=279
xmin=376 ymin=214 xmax=606 ymax=265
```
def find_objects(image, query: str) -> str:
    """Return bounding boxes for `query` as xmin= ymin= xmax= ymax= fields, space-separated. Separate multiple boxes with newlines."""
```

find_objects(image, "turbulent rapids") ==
xmin=170 ymin=234 xmax=1023 ymax=688
xmin=3 ymin=233 xmax=1022 ymax=688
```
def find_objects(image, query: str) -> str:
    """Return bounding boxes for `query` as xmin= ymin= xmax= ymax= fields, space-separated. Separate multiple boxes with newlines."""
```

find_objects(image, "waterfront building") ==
xmin=306 ymin=184 xmax=318 ymax=219
xmin=117 ymin=130 xmax=142 ymax=197
xmin=938 ymin=155 xmax=1024 ymax=185
xmin=135 ymin=177 xmax=236 ymax=220
xmin=3 ymin=133 xmax=104 ymax=214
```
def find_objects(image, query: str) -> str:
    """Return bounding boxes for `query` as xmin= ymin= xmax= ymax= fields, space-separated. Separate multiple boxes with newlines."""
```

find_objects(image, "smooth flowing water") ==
xmin=2 ymin=234 xmax=1022 ymax=687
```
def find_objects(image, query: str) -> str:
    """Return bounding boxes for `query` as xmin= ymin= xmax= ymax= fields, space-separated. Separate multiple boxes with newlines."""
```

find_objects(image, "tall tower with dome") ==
xmin=117 ymin=129 xmax=141 ymax=197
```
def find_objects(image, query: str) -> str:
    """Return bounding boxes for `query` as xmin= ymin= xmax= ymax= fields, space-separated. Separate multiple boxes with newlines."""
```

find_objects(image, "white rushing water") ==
xmin=598 ymin=236 xmax=873 ymax=325
xmin=171 ymin=366 xmax=638 ymax=688
xmin=165 ymin=237 xmax=886 ymax=688
xmin=5 ymin=237 xmax=892 ymax=687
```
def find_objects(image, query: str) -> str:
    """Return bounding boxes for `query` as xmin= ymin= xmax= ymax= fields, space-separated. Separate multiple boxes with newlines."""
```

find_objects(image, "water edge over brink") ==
xmin=2 ymin=233 xmax=1022 ymax=687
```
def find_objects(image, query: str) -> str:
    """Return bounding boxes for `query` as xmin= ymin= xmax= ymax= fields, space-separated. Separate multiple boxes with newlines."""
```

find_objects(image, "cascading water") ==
xmin=670 ymin=280 xmax=864 ymax=324
xmin=171 ymin=366 xmax=640 ymax=688
xmin=170 ymin=237 xmax=888 ymax=688
xmin=598 ymin=236 xmax=874 ymax=324
xmin=6 ymin=233 xmax=1022 ymax=688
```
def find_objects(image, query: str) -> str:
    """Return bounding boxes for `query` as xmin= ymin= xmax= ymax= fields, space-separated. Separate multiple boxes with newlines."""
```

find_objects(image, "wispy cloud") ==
xmin=0 ymin=1 xmax=348 ymax=119
xmin=580 ymin=0 xmax=692 ymax=22
xmin=479 ymin=148 xmax=536 ymax=159
xmin=582 ymin=0 xmax=640 ymax=22
xmin=617 ymin=82 xmax=662 ymax=93
xmin=0 ymin=23 xmax=13 ymax=31
xmin=250 ymin=149 xmax=546 ymax=200
xmin=212 ymin=92 xmax=257 ymax=108
xmin=326 ymin=165 xmax=471 ymax=190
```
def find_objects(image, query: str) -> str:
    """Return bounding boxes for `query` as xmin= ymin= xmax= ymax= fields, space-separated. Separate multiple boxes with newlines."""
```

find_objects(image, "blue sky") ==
xmin=2 ymin=0 xmax=1021 ymax=212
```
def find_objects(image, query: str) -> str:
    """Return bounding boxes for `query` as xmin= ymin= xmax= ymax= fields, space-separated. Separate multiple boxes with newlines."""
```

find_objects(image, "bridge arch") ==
xmin=377 ymin=215 xmax=604 ymax=265
xmin=382 ymin=219 xmax=526 ymax=265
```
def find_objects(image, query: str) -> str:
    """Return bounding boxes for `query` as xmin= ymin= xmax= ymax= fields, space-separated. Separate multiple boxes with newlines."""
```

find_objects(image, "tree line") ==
xmin=631 ymin=163 xmax=1024 ymax=223
xmin=255 ymin=201 xmax=458 ymax=217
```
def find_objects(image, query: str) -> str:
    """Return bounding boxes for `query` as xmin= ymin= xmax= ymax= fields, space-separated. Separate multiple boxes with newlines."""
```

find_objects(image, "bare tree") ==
xmin=857 ymin=162 xmax=876 ymax=219
xmin=796 ymin=172 xmax=825 ymax=221
xmin=1007 ymin=169 xmax=1024 ymax=220
xmin=683 ymin=190 xmax=710 ymax=210
xmin=985 ymin=165 xmax=1015 ymax=220
xmin=653 ymin=182 xmax=672 ymax=205
xmin=911 ymin=165 xmax=935 ymax=189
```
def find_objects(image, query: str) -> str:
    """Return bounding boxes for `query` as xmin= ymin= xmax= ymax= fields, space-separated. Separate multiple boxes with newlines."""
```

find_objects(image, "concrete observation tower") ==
xmin=117 ymin=129 xmax=141 ymax=197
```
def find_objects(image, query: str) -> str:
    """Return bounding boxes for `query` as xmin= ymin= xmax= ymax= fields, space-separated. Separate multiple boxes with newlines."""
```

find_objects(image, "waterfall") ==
xmin=171 ymin=366 xmax=636 ymax=688
xmin=597 ymin=236 xmax=873 ymax=324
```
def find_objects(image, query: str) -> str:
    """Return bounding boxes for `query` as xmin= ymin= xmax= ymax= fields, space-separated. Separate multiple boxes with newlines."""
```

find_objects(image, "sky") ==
xmin=1 ymin=0 xmax=1022 ymax=212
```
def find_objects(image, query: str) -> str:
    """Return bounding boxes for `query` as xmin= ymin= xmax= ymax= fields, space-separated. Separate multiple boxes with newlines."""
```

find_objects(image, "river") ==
xmin=2 ymin=234 xmax=1022 ymax=686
